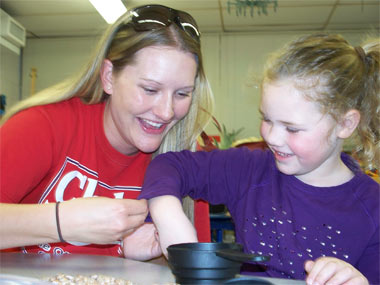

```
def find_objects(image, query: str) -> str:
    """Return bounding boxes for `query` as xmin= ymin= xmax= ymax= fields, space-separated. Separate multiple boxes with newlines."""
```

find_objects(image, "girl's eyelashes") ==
xmin=260 ymin=110 xmax=302 ymax=133
xmin=260 ymin=115 xmax=270 ymax=122
xmin=286 ymin=127 xmax=300 ymax=133
xmin=259 ymin=110 xmax=269 ymax=122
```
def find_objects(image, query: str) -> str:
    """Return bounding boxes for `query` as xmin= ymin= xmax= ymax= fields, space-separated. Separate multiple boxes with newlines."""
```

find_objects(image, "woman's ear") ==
xmin=337 ymin=109 xmax=360 ymax=139
xmin=100 ymin=59 xmax=114 ymax=95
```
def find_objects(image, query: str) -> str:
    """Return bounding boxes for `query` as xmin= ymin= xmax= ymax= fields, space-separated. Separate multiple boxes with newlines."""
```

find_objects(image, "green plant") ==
xmin=212 ymin=117 xmax=244 ymax=150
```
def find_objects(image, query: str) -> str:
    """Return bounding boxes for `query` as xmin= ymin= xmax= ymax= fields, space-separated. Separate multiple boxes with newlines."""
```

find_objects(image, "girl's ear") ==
xmin=100 ymin=59 xmax=114 ymax=95
xmin=337 ymin=109 xmax=360 ymax=139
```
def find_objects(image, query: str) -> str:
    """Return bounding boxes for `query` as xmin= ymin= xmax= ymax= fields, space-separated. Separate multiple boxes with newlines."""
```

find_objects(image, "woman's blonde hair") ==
xmin=1 ymin=10 xmax=214 ymax=156
xmin=263 ymin=34 xmax=379 ymax=169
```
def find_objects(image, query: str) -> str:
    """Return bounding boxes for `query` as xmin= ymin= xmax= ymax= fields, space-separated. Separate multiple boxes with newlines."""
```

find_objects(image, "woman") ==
xmin=0 ymin=4 xmax=213 ymax=260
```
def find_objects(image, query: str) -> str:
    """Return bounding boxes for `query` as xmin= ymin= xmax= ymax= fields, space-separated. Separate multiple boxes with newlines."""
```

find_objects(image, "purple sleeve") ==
xmin=356 ymin=180 xmax=380 ymax=283
xmin=357 ymin=226 xmax=379 ymax=283
xmin=355 ymin=176 xmax=380 ymax=283
xmin=139 ymin=148 xmax=266 ymax=206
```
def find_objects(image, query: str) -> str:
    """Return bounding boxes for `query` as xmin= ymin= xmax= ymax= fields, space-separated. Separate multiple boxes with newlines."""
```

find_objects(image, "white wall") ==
xmin=18 ymin=30 xmax=374 ymax=139
xmin=0 ymin=39 xmax=21 ymax=112
xmin=21 ymin=36 xmax=100 ymax=98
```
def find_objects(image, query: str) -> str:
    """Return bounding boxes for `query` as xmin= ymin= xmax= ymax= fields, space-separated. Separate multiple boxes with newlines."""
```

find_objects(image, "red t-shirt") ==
xmin=0 ymin=97 xmax=152 ymax=256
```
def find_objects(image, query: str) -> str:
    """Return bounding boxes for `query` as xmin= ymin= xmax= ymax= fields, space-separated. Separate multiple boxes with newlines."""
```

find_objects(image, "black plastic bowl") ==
xmin=167 ymin=242 xmax=270 ymax=284
xmin=224 ymin=276 xmax=273 ymax=284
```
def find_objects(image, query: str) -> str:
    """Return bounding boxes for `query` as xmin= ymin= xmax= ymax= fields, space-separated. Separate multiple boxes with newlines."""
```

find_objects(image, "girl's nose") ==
xmin=264 ymin=124 xmax=282 ymax=147
xmin=153 ymin=93 xmax=174 ymax=122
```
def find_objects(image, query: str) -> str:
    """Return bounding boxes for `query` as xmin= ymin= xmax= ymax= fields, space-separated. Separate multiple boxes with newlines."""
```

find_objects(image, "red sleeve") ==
xmin=0 ymin=108 xmax=54 ymax=203
xmin=194 ymin=199 xmax=211 ymax=242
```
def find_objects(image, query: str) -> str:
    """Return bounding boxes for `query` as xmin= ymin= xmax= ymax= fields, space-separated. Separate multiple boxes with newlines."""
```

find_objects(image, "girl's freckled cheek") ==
xmin=288 ymin=136 xmax=313 ymax=156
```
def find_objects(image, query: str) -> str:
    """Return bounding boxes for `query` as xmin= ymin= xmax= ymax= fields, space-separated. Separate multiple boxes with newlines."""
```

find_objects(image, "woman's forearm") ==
xmin=0 ymin=197 xmax=149 ymax=249
xmin=0 ymin=203 xmax=58 ymax=249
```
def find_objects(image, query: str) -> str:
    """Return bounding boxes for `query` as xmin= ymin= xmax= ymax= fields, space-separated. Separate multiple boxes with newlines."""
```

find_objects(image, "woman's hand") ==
xmin=0 ymin=197 xmax=148 ymax=249
xmin=122 ymin=223 xmax=162 ymax=261
xmin=305 ymin=257 xmax=369 ymax=285
xmin=59 ymin=197 xmax=148 ymax=245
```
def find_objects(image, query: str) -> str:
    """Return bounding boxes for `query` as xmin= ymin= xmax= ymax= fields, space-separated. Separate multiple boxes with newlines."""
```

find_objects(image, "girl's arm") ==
xmin=149 ymin=195 xmax=198 ymax=258
xmin=140 ymin=148 xmax=257 ymax=204
xmin=140 ymin=148 xmax=265 ymax=257
xmin=122 ymin=222 xmax=163 ymax=261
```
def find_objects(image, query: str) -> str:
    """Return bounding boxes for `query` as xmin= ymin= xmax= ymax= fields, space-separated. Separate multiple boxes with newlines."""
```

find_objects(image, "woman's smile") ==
xmin=138 ymin=118 xmax=167 ymax=134
xmin=102 ymin=46 xmax=197 ymax=155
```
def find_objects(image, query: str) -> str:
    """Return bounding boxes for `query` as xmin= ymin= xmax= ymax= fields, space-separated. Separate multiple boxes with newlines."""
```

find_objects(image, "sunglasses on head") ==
xmin=128 ymin=4 xmax=201 ymax=43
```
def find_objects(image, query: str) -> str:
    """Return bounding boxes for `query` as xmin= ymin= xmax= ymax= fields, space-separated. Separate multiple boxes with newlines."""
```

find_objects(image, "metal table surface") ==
xmin=0 ymin=252 xmax=305 ymax=285
xmin=0 ymin=252 xmax=174 ymax=284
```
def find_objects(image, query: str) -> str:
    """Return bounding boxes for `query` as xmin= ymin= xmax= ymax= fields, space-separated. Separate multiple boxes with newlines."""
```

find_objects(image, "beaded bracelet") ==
xmin=55 ymin=201 xmax=66 ymax=243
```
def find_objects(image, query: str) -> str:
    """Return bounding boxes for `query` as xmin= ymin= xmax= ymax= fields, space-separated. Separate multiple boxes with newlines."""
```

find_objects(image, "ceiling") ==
xmin=0 ymin=0 xmax=379 ymax=39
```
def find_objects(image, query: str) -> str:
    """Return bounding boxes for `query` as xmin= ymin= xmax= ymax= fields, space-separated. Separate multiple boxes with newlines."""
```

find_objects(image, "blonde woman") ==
xmin=0 ymin=4 xmax=213 ymax=260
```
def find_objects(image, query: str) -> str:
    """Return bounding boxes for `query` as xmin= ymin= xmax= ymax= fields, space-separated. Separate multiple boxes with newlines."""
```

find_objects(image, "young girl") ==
xmin=139 ymin=34 xmax=379 ymax=284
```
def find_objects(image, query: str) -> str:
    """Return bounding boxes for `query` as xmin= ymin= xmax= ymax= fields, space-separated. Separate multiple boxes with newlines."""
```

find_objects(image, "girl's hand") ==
xmin=305 ymin=257 xmax=369 ymax=285
xmin=122 ymin=223 xmax=162 ymax=261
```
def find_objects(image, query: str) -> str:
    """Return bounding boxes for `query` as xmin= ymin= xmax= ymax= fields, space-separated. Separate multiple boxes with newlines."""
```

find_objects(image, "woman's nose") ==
xmin=153 ymin=94 xmax=174 ymax=122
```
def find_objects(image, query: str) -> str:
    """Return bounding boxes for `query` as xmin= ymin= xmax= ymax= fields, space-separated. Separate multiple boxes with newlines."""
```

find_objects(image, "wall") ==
xmin=21 ymin=36 xmax=100 ymax=98
xmin=0 ymin=39 xmax=21 ymax=114
xmin=17 ymin=30 xmax=374 ymax=139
